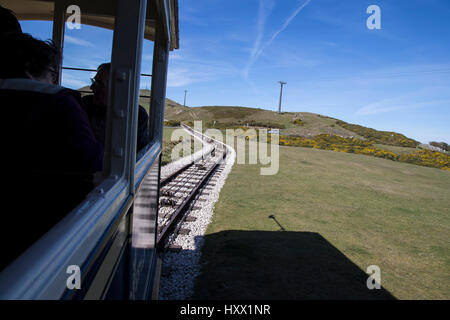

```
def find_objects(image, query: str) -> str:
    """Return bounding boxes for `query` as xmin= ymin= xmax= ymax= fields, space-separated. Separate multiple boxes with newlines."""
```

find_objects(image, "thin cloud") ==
xmin=167 ymin=60 xmax=240 ymax=88
xmin=244 ymin=0 xmax=312 ymax=80
xmin=65 ymin=35 xmax=94 ymax=47
xmin=257 ymin=0 xmax=312 ymax=57
xmin=357 ymin=98 xmax=450 ymax=116
xmin=244 ymin=0 xmax=274 ymax=79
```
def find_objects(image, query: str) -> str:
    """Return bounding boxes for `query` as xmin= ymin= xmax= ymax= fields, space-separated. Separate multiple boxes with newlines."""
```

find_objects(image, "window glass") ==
xmin=136 ymin=38 xmax=154 ymax=159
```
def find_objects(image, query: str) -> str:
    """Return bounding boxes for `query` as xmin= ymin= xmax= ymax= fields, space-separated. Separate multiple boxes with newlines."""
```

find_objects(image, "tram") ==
xmin=0 ymin=0 xmax=179 ymax=299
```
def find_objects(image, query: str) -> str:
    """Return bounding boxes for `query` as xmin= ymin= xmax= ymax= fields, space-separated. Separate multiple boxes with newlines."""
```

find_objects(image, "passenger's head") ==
xmin=90 ymin=63 xmax=111 ymax=106
xmin=0 ymin=5 xmax=22 ymax=34
xmin=0 ymin=33 xmax=60 ymax=84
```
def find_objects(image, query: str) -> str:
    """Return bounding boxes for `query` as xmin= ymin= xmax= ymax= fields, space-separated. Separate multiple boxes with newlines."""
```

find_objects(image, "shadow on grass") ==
xmin=191 ymin=230 xmax=396 ymax=300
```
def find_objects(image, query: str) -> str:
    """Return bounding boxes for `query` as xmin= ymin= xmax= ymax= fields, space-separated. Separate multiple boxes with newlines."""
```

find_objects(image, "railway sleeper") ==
xmin=159 ymin=198 xmax=177 ymax=206
xmin=195 ymin=163 xmax=207 ymax=170
xmin=178 ymin=228 xmax=191 ymax=235
xmin=184 ymin=215 xmax=197 ymax=222
xmin=160 ymin=189 xmax=175 ymax=197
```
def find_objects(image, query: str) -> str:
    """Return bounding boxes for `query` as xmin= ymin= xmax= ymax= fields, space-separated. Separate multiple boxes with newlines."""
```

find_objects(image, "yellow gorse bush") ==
xmin=335 ymin=120 xmax=420 ymax=147
xmin=398 ymin=150 xmax=450 ymax=170
xmin=271 ymin=133 xmax=449 ymax=171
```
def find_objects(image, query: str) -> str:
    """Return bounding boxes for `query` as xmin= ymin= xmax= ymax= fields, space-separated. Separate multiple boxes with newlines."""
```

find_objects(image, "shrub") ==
xmin=164 ymin=120 xmax=180 ymax=126
xmin=398 ymin=150 xmax=449 ymax=170
xmin=273 ymin=133 xmax=449 ymax=171
xmin=335 ymin=120 xmax=420 ymax=147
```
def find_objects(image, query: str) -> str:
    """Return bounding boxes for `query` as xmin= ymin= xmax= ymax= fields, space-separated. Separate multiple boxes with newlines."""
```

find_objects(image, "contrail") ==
xmin=244 ymin=0 xmax=312 ymax=80
xmin=256 ymin=0 xmax=312 ymax=58
xmin=244 ymin=0 xmax=274 ymax=79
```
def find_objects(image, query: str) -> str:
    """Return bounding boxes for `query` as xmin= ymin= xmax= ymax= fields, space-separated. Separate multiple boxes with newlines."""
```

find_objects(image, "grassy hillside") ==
xmin=164 ymin=105 xmax=363 ymax=138
xmin=161 ymin=101 xmax=449 ymax=170
xmin=81 ymin=88 xmax=447 ymax=170
xmin=336 ymin=120 xmax=419 ymax=147
xmin=161 ymin=101 xmax=422 ymax=148
xmin=273 ymin=133 xmax=449 ymax=171
xmin=79 ymin=87 xmax=421 ymax=149
xmin=192 ymin=139 xmax=450 ymax=300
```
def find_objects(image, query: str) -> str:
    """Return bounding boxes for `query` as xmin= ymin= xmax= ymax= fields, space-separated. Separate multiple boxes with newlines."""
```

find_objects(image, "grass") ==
xmin=191 ymin=139 xmax=450 ymax=300
xmin=164 ymin=105 xmax=367 ymax=138
xmin=78 ymin=88 xmax=421 ymax=147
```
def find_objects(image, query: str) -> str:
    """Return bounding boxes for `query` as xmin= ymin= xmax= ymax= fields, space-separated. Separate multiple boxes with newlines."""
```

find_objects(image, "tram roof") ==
xmin=1 ymin=0 xmax=179 ymax=50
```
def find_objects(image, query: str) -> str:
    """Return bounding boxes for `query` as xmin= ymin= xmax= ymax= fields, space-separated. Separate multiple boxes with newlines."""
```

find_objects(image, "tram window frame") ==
xmin=0 ymin=0 xmax=171 ymax=299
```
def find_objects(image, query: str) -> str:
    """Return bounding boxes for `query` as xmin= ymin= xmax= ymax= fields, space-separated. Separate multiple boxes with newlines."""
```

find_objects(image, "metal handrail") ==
xmin=78 ymin=90 xmax=151 ymax=99
xmin=62 ymin=66 xmax=152 ymax=77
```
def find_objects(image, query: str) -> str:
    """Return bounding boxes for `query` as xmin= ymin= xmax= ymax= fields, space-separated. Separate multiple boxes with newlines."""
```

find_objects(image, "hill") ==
xmin=78 ymin=87 xmax=420 ymax=148
xmin=162 ymin=101 xmax=420 ymax=148
xmin=157 ymin=97 xmax=449 ymax=171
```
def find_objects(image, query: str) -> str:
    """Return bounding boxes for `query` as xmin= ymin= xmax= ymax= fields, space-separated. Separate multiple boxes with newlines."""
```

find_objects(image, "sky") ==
xmin=18 ymin=0 xmax=450 ymax=144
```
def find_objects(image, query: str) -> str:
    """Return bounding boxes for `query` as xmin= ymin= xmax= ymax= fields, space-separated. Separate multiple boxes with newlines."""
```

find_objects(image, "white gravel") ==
xmin=158 ymin=127 xmax=236 ymax=300
xmin=160 ymin=127 xmax=214 ymax=181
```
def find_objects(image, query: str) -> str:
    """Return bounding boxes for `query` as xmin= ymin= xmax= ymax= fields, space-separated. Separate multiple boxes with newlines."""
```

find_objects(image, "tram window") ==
xmin=1 ymin=0 xmax=178 ymax=298
xmin=0 ymin=31 xmax=103 ymax=269
xmin=136 ymin=77 xmax=152 ymax=159
xmin=62 ymin=24 xmax=114 ymax=167
xmin=0 ymin=6 xmax=116 ymax=266
xmin=135 ymin=36 xmax=154 ymax=160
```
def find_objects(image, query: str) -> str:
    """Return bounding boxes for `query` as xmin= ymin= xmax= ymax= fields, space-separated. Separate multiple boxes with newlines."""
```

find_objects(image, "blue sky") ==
xmin=19 ymin=0 xmax=450 ymax=144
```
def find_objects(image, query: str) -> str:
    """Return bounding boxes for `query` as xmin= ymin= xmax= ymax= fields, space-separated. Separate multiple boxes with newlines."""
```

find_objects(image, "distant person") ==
xmin=0 ymin=5 xmax=22 ymax=34
xmin=81 ymin=63 xmax=150 ymax=157
xmin=0 ymin=33 xmax=103 ymax=270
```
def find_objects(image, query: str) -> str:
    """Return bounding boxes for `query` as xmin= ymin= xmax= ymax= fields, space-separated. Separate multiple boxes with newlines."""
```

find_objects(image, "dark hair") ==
xmin=97 ymin=62 xmax=111 ymax=73
xmin=0 ymin=33 xmax=60 ymax=79
xmin=0 ymin=5 xmax=22 ymax=34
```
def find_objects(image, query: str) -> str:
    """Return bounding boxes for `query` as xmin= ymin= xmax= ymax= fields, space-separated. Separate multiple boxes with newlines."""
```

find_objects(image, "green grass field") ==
xmin=191 ymin=140 xmax=450 ymax=300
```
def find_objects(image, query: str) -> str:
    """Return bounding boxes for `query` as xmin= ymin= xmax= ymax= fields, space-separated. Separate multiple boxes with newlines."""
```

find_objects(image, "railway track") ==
xmin=156 ymin=126 xmax=227 ymax=251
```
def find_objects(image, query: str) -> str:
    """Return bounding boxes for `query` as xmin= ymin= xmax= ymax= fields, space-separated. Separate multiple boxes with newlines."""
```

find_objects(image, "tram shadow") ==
xmin=190 ymin=230 xmax=396 ymax=300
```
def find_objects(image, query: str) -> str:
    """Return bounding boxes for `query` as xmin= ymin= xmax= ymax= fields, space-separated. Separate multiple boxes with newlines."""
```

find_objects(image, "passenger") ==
xmin=0 ymin=33 xmax=103 ymax=270
xmin=0 ymin=5 xmax=22 ymax=34
xmin=81 ymin=63 xmax=150 ymax=157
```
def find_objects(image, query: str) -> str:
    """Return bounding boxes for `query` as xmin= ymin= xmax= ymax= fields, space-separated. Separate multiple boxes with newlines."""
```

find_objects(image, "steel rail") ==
xmin=156 ymin=153 xmax=226 ymax=249
xmin=156 ymin=153 xmax=223 ymax=249
xmin=160 ymin=151 xmax=216 ymax=198
xmin=156 ymin=125 xmax=227 ymax=249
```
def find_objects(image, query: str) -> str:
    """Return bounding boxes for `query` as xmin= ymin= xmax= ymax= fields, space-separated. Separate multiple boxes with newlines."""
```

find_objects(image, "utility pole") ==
xmin=183 ymin=90 xmax=187 ymax=107
xmin=277 ymin=81 xmax=287 ymax=114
